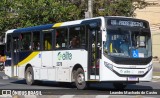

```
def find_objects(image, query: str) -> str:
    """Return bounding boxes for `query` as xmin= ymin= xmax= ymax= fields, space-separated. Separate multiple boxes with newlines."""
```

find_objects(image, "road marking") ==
xmin=0 ymin=95 xmax=12 ymax=98
xmin=2 ymin=76 xmax=9 ymax=80
xmin=24 ymin=95 xmax=37 ymax=98
xmin=153 ymin=76 xmax=160 ymax=79
xmin=96 ymin=95 xmax=110 ymax=98
xmin=60 ymin=95 xmax=75 ymax=98
xmin=152 ymin=80 xmax=160 ymax=82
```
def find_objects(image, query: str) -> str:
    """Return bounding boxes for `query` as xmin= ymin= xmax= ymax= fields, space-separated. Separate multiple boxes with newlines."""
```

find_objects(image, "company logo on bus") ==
xmin=57 ymin=52 xmax=72 ymax=60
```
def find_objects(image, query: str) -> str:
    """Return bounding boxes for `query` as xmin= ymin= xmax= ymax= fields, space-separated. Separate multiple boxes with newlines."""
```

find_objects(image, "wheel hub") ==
xmin=27 ymin=71 xmax=32 ymax=82
xmin=77 ymin=73 xmax=84 ymax=84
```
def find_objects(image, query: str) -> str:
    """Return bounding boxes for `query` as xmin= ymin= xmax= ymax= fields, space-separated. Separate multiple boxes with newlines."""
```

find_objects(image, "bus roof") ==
xmin=13 ymin=24 xmax=53 ymax=33
xmin=10 ymin=16 xmax=148 ymax=34
xmin=5 ymin=29 xmax=16 ymax=34
xmin=105 ymin=16 xmax=148 ymax=22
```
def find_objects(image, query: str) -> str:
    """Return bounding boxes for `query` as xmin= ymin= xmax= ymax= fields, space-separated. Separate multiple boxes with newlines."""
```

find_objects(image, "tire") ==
xmin=113 ymin=83 xmax=127 ymax=90
xmin=25 ymin=67 xmax=35 ymax=85
xmin=75 ymin=68 xmax=87 ymax=90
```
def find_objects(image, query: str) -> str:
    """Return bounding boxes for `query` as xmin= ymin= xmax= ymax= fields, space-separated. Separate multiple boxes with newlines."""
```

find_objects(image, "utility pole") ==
xmin=85 ymin=0 xmax=93 ymax=18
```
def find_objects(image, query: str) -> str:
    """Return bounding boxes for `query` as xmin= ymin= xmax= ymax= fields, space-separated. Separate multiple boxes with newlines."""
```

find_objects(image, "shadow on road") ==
xmin=10 ymin=79 xmax=153 ymax=91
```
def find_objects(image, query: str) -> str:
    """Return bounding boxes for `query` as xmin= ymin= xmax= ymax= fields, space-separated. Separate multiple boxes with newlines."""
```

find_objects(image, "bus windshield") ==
xmin=104 ymin=28 xmax=152 ymax=58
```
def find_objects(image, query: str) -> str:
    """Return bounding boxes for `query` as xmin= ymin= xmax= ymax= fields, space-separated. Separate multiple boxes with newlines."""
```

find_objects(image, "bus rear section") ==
xmin=4 ymin=29 xmax=17 ymax=77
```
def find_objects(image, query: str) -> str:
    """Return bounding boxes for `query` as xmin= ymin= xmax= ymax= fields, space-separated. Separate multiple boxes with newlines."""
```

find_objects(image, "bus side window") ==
xmin=33 ymin=31 xmax=40 ymax=50
xmin=43 ymin=31 xmax=52 ymax=50
xmin=69 ymin=25 xmax=86 ymax=48
xmin=55 ymin=28 xmax=68 ymax=49
xmin=20 ymin=32 xmax=31 ymax=51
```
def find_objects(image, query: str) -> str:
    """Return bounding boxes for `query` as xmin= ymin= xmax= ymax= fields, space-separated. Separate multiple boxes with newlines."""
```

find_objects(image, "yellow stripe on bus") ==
xmin=52 ymin=22 xmax=63 ymax=28
xmin=18 ymin=52 xmax=40 ymax=66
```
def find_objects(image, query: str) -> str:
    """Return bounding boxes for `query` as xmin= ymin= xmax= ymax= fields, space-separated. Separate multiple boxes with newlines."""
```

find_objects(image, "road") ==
xmin=0 ymin=77 xmax=160 ymax=97
xmin=0 ymin=62 xmax=159 ymax=98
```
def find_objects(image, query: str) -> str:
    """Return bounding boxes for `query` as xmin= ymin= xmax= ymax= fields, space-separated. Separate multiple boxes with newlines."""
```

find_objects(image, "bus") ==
xmin=4 ymin=16 xmax=152 ymax=89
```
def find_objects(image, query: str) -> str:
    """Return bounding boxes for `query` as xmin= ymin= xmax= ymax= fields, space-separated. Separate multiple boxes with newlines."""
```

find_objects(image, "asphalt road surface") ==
xmin=0 ymin=72 xmax=160 ymax=98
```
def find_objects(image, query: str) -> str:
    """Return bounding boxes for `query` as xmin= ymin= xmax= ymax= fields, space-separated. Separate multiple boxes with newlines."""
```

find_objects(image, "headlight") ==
xmin=104 ymin=61 xmax=113 ymax=70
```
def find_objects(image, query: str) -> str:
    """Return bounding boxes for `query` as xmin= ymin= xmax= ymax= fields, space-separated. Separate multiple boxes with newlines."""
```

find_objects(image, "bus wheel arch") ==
xmin=25 ymin=64 xmax=35 ymax=85
xmin=25 ymin=64 xmax=32 ymax=73
xmin=71 ymin=64 xmax=83 ymax=82
xmin=72 ymin=64 xmax=88 ymax=89
xmin=75 ymin=68 xmax=88 ymax=89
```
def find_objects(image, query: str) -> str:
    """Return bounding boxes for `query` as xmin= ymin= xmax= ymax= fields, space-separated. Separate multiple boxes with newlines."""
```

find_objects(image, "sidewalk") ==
xmin=152 ymin=61 xmax=160 ymax=80
xmin=0 ymin=71 xmax=9 ymax=79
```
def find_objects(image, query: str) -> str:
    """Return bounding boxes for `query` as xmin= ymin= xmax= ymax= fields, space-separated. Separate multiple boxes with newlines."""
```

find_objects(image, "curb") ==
xmin=153 ymin=60 xmax=160 ymax=63
xmin=152 ymin=76 xmax=160 ymax=79
xmin=2 ymin=76 xmax=9 ymax=79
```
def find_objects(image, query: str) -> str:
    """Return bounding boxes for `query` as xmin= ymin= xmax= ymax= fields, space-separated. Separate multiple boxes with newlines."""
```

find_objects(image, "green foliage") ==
xmin=0 ymin=0 xmax=148 ymax=35
xmin=0 ymin=0 xmax=81 ymax=34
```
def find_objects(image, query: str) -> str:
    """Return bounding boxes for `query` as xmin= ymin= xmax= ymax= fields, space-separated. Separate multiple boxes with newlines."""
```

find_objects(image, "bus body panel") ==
xmin=5 ymin=66 xmax=17 ymax=77
xmin=15 ymin=50 xmax=88 ymax=82
xmin=100 ymin=55 xmax=152 ymax=82
xmin=52 ymin=50 xmax=88 ymax=82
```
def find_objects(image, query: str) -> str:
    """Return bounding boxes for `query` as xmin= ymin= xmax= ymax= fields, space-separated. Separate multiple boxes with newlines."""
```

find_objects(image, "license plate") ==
xmin=128 ymin=77 xmax=138 ymax=81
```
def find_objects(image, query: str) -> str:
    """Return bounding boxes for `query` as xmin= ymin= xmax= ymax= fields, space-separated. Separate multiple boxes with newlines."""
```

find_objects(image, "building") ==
xmin=135 ymin=0 xmax=160 ymax=59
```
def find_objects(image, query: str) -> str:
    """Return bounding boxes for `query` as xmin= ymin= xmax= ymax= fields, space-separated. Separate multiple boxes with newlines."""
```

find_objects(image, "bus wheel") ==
xmin=75 ymin=68 xmax=87 ymax=89
xmin=25 ymin=67 xmax=34 ymax=85
xmin=113 ymin=83 xmax=127 ymax=90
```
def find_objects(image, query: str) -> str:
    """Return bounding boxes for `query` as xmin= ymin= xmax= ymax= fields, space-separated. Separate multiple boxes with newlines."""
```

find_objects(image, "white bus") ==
xmin=4 ymin=16 xmax=152 ymax=89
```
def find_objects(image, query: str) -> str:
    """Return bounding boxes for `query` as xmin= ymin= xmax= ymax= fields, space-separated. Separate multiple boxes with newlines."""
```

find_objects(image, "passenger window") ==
xmin=55 ymin=28 xmax=68 ymax=49
xmin=20 ymin=32 xmax=31 ymax=51
xmin=43 ymin=30 xmax=52 ymax=50
xmin=69 ymin=26 xmax=86 ymax=48
xmin=33 ymin=31 xmax=40 ymax=50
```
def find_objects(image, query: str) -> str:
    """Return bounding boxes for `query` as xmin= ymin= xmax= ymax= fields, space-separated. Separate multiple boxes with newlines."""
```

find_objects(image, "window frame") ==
xmin=42 ymin=29 xmax=54 ymax=51
xmin=68 ymin=25 xmax=87 ymax=49
xmin=54 ymin=27 xmax=69 ymax=50
xmin=53 ymin=24 xmax=87 ymax=50
xmin=19 ymin=32 xmax=32 ymax=51
xmin=32 ymin=31 xmax=41 ymax=51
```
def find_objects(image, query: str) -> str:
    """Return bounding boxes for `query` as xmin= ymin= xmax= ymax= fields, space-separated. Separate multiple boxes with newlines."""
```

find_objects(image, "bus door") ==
xmin=87 ymin=25 xmax=101 ymax=80
xmin=11 ymin=37 xmax=19 ymax=77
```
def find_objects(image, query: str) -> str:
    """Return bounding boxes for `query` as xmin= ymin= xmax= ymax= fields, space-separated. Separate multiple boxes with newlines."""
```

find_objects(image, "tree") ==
xmin=69 ymin=0 xmax=148 ymax=17
xmin=0 ymin=0 xmax=81 ymax=35
xmin=12 ymin=0 xmax=81 ymax=27
xmin=0 ymin=0 xmax=15 ymax=35
xmin=0 ymin=0 xmax=148 ymax=36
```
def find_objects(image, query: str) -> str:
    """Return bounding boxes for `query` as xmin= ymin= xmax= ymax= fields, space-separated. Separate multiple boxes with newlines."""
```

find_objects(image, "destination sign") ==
xmin=107 ymin=19 xmax=148 ymax=28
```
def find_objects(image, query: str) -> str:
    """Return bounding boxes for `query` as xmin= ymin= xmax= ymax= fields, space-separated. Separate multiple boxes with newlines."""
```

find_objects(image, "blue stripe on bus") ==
xmin=13 ymin=24 xmax=54 ymax=33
